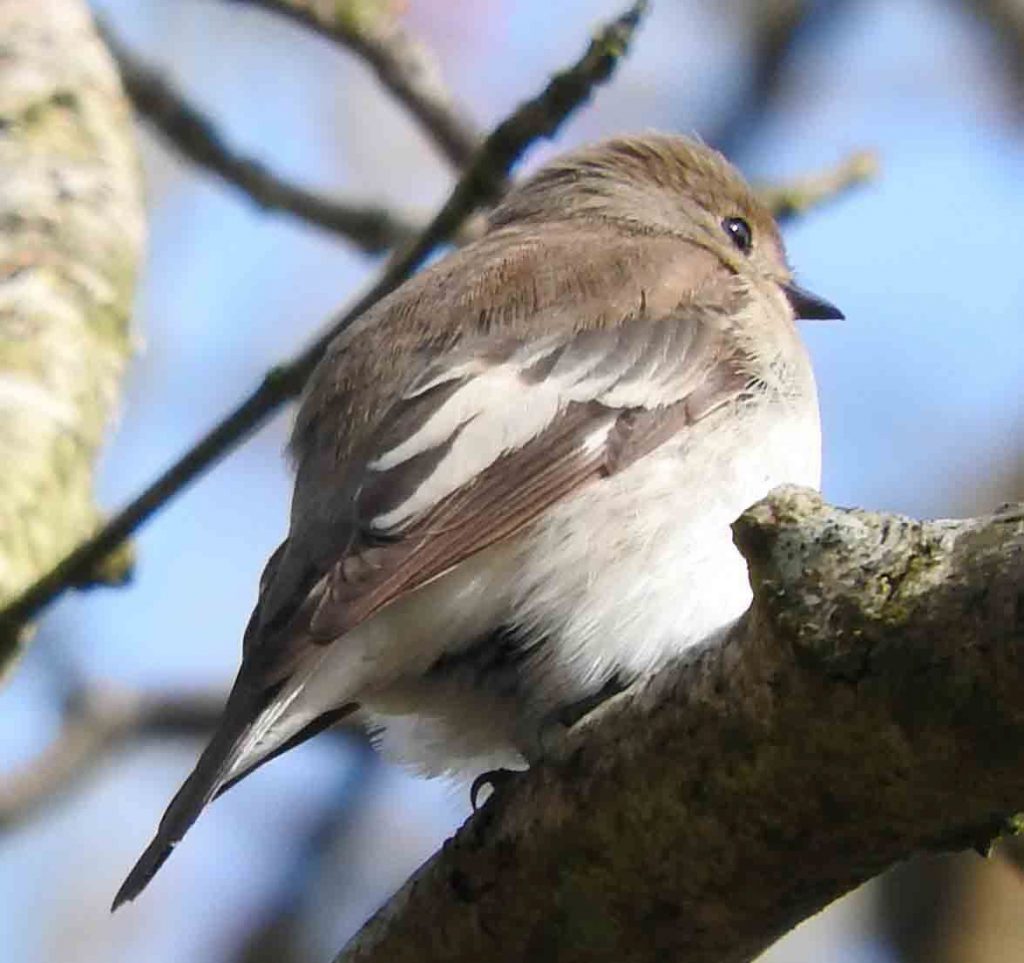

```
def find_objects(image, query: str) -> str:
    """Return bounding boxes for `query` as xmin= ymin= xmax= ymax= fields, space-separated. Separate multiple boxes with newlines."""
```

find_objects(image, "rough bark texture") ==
xmin=0 ymin=0 xmax=143 ymax=670
xmin=336 ymin=486 xmax=1024 ymax=963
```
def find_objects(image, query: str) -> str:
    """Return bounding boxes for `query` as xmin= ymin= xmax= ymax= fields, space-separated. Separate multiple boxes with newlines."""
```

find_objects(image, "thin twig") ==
xmin=0 ymin=683 xmax=368 ymax=832
xmin=0 ymin=2 xmax=648 ymax=642
xmin=224 ymin=0 xmax=480 ymax=169
xmin=98 ymin=20 xmax=419 ymax=254
xmin=758 ymin=149 xmax=879 ymax=223
xmin=0 ymin=686 xmax=223 ymax=831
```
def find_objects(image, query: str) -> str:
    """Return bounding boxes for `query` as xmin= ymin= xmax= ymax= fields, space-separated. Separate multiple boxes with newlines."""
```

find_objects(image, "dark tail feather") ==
xmin=213 ymin=702 xmax=359 ymax=800
xmin=111 ymin=685 xmax=260 ymax=911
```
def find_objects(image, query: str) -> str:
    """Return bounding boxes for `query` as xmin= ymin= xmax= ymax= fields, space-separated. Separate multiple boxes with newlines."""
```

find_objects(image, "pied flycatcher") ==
xmin=115 ymin=133 xmax=841 ymax=907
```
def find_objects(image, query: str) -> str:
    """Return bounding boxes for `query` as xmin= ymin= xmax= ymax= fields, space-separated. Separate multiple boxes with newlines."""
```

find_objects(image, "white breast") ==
xmin=363 ymin=389 xmax=820 ymax=777
xmin=509 ymin=392 xmax=821 ymax=706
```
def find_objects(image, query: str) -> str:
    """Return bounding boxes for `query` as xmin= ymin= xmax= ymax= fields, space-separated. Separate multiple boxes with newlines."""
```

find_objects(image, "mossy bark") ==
xmin=0 ymin=0 xmax=143 ymax=673
xmin=336 ymin=488 xmax=1024 ymax=963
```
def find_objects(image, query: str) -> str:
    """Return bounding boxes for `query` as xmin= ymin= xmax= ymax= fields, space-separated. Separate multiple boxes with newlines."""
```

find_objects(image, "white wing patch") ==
xmin=370 ymin=366 xmax=564 ymax=530
xmin=365 ymin=323 xmax=703 ymax=535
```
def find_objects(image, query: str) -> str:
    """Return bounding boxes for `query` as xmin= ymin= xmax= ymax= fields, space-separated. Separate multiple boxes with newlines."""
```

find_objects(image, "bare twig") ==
xmin=0 ymin=3 xmax=648 ymax=646
xmin=758 ymin=149 xmax=879 ymax=223
xmin=224 ymin=0 xmax=480 ymax=168
xmin=0 ymin=670 xmax=370 ymax=833
xmin=98 ymin=20 xmax=419 ymax=254
xmin=0 ymin=686 xmax=224 ymax=831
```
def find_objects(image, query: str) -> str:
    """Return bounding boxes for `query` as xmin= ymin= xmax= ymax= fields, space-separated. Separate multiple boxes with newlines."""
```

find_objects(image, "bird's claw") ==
xmin=470 ymin=768 xmax=520 ymax=811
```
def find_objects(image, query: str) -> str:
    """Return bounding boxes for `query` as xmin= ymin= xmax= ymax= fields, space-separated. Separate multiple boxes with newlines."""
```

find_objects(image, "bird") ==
xmin=113 ymin=133 xmax=841 ymax=908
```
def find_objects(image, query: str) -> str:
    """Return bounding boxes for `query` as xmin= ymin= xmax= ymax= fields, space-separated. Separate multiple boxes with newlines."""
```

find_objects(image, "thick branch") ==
xmin=0 ymin=1 xmax=647 ymax=643
xmin=336 ymin=487 xmax=1024 ymax=963
xmin=224 ymin=0 xmax=480 ymax=168
xmin=0 ymin=0 xmax=143 ymax=673
xmin=99 ymin=21 xmax=419 ymax=254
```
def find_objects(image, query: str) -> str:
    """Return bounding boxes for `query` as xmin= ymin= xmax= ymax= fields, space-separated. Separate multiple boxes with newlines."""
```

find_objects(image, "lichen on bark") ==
xmin=0 ymin=0 xmax=144 ymax=672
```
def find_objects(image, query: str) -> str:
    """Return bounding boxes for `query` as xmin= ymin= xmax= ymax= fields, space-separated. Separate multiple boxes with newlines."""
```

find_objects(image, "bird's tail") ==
xmin=112 ymin=671 xmax=361 ymax=911
xmin=111 ymin=683 xmax=261 ymax=911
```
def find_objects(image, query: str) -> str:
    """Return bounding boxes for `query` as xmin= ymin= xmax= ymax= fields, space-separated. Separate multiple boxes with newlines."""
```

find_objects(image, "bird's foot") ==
xmin=470 ymin=768 xmax=521 ymax=811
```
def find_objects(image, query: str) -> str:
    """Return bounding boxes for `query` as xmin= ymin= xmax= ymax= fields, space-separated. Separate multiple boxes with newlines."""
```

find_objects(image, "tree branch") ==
xmin=105 ymin=5 xmax=871 ymax=258
xmin=0 ymin=0 xmax=144 ymax=675
xmin=0 ymin=685 xmax=224 ymax=832
xmin=0 ymin=1 xmax=648 ymax=645
xmin=334 ymin=487 xmax=1024 ymax=963
xmin=98 ymin=20 xmax=420 ymax=254
xmin=758 ymin=149 xmax=879 ymax=223
xmin=0 ymin=678 xmax=371 ymax=834
xmin=223 ymin=0 xmax=481 ymax=169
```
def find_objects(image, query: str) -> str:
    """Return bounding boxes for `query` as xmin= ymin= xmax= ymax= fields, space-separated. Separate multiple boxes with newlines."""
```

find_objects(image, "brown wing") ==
xmin=300 ymin=312 xmax=751 ymax=642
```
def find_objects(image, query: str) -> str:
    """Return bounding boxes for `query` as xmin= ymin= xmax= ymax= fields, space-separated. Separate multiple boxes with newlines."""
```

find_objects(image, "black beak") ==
xmin=782 ymin=281 xmax=844 ymax=320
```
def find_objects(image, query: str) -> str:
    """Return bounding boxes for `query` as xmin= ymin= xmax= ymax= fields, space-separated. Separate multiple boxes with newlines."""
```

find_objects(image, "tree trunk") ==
xmin=0 ymin=0 xmax=144 ymax=672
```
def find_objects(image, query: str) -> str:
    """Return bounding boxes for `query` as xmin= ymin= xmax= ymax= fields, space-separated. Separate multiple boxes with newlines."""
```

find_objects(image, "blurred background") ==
xmin=1 ymin=0 xmax=1023 ymax=960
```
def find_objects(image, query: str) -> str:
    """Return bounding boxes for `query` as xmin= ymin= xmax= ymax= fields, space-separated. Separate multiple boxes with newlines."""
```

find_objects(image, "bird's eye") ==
xmin=722 ymin=216 xmax=753 ymax=254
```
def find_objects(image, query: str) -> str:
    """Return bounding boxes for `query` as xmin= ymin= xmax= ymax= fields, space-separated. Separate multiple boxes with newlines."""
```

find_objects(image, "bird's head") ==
xmin=491 ymin=133 xmax=842 ymax=321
